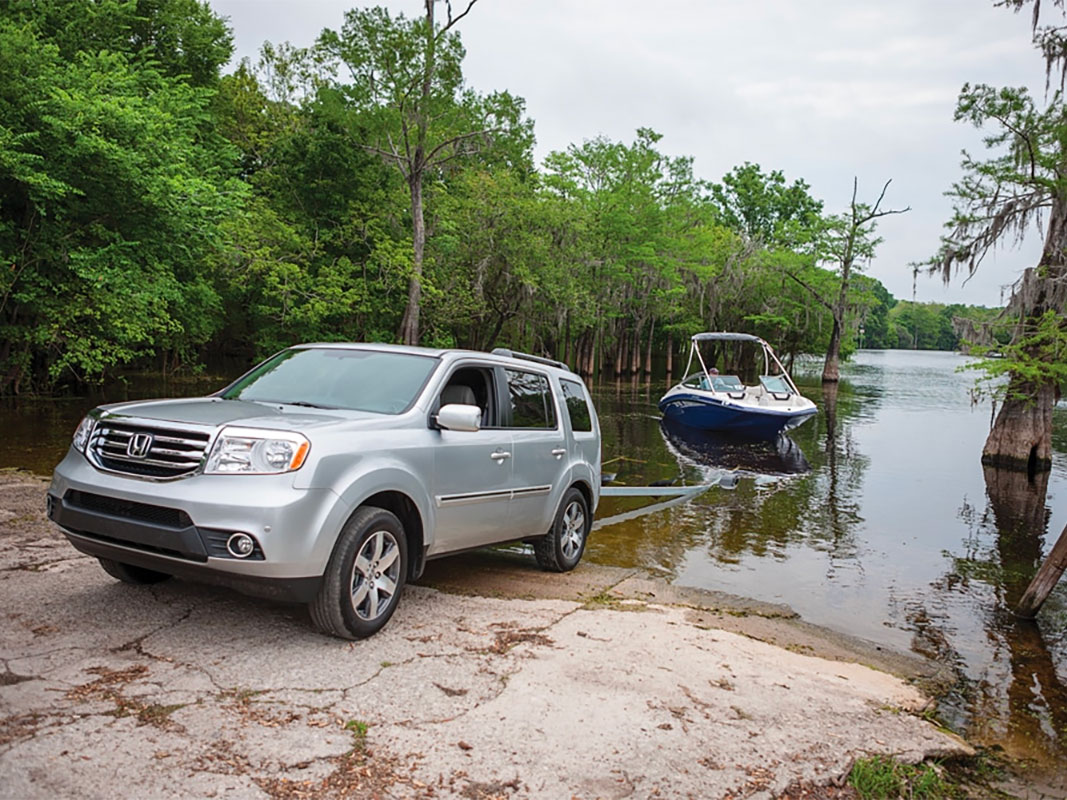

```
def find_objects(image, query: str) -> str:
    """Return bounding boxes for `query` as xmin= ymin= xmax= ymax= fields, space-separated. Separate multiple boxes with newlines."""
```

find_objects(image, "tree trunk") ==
xmin=983 ymin=189 xmax=1066 ymax=472
xmin=822 ymin=313 xmax=843 ymax=382
xmin=592 ymin=324 xmax=601 ymax=379
xmin=644 ymin=318 xmax=654 ymax=375
xmin=1017 ymin=519 xmax=1067 ymax=618
xmin=563 ymin=311 xmax=571 ymax=367
xmin=398 ymin=172 xmax=425 ymax=345
xmin=665 ymin=332 xmax=673 ymax=378
xmin=983 ymin=380 xmax=1057 ymax=472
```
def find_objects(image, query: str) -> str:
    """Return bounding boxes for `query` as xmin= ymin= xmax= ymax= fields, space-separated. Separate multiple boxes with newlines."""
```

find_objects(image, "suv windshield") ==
xmin=222 ymin=348 xmax=438 ymax=414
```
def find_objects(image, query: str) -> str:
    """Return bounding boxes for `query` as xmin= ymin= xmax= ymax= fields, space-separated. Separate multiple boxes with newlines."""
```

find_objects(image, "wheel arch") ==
xmin=359 ymin=490 xmax=426 ymax=581
xmin=569 ymin=479 xmax=594 ymax=516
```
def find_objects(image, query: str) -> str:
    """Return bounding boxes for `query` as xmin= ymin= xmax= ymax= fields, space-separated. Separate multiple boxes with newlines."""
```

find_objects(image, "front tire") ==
xmin=310 ymin=506 xmax=408 ymax=640
xmin=98 ymin=558 xmax=172 ymax=585
xmin=534 ymin=487 xmax=589 ymax=572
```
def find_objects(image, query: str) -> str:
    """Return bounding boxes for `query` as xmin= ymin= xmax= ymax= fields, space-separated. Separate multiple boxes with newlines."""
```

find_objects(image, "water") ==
xmin=2 ymin=351 xmax=1066 ymax=765
xmin=590 ymin=350 xmax=1067 ymax=768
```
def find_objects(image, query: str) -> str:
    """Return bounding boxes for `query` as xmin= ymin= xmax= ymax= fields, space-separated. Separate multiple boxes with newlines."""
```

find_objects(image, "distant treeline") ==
xmin=0 ymin=1 xmax=997 ymax=393
xmin=869 ymin=301 xmax=1004 ymax=351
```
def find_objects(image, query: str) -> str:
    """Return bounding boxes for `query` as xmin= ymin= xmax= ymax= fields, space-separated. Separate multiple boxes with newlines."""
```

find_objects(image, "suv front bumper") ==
xmin=47 ymin=449 xmax=344 ymax=602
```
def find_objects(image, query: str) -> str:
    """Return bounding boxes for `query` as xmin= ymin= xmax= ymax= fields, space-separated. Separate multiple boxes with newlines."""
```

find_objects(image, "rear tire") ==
xmin=98 ymin=558 xmax=172 ymax=585
xmin=310 ymin=506 xmax=408 ymax=640
xmin=534 ymin=487 xmax=589 ymax=572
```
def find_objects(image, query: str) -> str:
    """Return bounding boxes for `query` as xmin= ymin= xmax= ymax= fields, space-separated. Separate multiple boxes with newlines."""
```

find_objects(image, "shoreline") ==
xmin=0 ymin=472 xmax=1035 ymax=797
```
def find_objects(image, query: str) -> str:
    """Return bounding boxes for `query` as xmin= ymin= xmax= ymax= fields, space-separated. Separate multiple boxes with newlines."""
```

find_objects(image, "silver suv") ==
xmin=47 ymin=344 xmax=601 ymax=638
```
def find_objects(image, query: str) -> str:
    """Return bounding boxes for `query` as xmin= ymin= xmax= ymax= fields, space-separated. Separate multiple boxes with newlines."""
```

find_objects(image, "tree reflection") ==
xmin=917 ymin=466 xmax=1067 ymax=764
xmin=985 ymin=466 xmax=1067 ymax=761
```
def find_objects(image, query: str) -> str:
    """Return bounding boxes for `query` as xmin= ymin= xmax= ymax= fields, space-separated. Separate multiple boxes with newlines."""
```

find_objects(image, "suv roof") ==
xmin=292 ymin=342 xmax=574 ymax=374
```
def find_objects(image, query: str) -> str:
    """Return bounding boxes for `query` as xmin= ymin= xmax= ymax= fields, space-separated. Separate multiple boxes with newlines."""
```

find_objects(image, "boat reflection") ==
xmin=659 ymin=416 xmax=811 ymax=476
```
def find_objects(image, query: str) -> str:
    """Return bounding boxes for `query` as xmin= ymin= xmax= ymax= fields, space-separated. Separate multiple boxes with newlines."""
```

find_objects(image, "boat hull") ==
xmin=658 ymin=392 xmax=816 ymax=438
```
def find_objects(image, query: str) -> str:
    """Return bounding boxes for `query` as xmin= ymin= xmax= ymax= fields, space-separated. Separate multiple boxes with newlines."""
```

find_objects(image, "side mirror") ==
xmin=436 ymin=403 xmax=481 ymax=432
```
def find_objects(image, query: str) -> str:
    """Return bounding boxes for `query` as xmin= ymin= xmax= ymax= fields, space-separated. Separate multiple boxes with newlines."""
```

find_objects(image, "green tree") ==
xmin=0 ymin=0 xmax=241 ymax=392
xmin=542 ymin=129 xmax=713 ymax=375
xmin=210 ymin=53 xmax=409 ymax=355
xmin=317 ymin=1 xmax=533 ymax=345
xmin=709 ymin=162 xmax=823 ymax=248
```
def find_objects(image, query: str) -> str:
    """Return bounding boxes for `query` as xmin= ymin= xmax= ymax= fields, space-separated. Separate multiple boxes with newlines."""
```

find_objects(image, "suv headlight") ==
xmin=205 ymin=427 xmax=310 ymax=475
xmin=72 ymin=415 xmax=96 ymax=453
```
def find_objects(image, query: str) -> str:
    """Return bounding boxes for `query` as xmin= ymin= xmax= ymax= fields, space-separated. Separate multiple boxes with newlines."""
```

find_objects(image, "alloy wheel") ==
xmin=350 ymin=529 xmax=401 ymax=621
xmin=561 ymin=500 xmax=585 ymax=560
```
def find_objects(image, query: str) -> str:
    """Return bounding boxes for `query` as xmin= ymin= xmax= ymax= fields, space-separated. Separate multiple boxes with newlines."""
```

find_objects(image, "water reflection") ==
xmin=659 ymin=416 xmax=811 ymax=476
xmin=922 ymin=466 xmax=1067 ymax=764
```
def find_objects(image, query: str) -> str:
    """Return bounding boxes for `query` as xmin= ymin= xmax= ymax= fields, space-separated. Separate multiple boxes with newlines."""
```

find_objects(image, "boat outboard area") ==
xmin=658 ymin=332 xmax=817 ymax=438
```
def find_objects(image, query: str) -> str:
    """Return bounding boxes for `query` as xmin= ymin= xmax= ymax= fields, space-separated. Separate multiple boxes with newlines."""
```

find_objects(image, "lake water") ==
xmin=2 ymin=350 xmax=1065 ymax=766
xmin=590 ymin=349 xmax=1067 ymax=768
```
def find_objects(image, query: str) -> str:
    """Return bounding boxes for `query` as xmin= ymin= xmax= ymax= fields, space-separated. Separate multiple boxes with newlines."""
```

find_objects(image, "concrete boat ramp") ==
xmin=0 ymin=474 xmax=973 ymax=798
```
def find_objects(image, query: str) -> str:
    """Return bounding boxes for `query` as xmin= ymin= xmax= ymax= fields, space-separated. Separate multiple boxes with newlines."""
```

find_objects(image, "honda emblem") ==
xmin=127 ymin=433 xmax=153 ymax=459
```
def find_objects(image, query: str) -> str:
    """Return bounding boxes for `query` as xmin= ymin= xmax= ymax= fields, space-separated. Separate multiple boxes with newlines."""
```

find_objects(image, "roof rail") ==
xmin=491 ymin=348 xmax=571 ymax=372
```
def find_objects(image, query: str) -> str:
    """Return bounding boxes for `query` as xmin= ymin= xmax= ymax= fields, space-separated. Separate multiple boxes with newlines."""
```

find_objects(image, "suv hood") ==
xmin=98 ymin=397 xmax=389 ymax=431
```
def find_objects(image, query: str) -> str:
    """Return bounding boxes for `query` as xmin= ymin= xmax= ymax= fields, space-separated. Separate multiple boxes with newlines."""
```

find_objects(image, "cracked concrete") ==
xmin=0 ymin=473 xmax=973 ymax=798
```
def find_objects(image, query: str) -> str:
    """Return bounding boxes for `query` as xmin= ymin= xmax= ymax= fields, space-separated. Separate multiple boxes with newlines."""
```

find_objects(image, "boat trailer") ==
xmin=593 ymin=473 xmax=737 ymax=531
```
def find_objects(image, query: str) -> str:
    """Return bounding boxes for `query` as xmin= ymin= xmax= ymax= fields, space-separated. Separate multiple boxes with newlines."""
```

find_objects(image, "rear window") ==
xmin=560 ymin=379 xmax=593 ymax=432
xmin=222 ymin=348 xmax=438 ymax=414
xmin=505 ymin=370 xmax=557 ymax=429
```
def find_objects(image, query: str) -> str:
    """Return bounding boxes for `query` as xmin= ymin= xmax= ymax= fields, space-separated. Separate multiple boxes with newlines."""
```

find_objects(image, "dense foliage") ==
xmin=0 ymin=0 xmax=998 ymax=394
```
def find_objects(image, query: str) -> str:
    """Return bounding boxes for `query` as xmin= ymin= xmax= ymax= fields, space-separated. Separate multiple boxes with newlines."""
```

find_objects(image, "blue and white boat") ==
xmin=658 ymin=332 xmax=817 ymax=437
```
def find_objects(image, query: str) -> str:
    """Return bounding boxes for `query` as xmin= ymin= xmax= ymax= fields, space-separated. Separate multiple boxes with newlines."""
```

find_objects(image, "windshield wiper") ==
xmin=230 ymin=397 xmax=339 ymax=410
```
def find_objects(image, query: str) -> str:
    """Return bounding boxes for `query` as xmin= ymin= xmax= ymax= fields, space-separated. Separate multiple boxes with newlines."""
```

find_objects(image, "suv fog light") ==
xmin=227 ymin=533 xmax=256 ymax=558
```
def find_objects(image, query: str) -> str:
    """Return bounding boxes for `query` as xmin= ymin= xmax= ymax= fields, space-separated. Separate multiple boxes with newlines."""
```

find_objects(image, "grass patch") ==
xmin=581 ymin=590 xmax=649 ymax=612
xmin=849 ymin=756 xmax=954 ymax=799
xmin=583 ymin=589 xmax=619 ymax=606
xmin=344 ymin=719 xmax=369 ymax=750
xmin=137 ymin=703 xmax=186 ymax=726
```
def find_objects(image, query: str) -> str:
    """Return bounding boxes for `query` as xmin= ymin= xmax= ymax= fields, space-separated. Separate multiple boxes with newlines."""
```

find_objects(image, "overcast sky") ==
xmin=209 ymin=0 xmax=1052 ymax=307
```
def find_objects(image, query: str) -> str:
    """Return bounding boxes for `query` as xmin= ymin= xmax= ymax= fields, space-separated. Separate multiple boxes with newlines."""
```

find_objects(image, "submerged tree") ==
xmin=786 ymin=179 xmax=907 ymax=382
xmin=928 ymin=1 xmax=1067 ymax=471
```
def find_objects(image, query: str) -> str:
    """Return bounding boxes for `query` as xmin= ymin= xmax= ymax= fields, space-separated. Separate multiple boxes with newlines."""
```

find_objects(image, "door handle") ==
xmin=490 ymin=450 xmax=511 ymax=461
xmin=551 ymin=448 xmax=567 ymax=458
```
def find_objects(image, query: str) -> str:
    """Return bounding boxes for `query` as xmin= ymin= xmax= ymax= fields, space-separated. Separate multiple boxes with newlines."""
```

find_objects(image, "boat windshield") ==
xmin=710 ymin=375 xmax=745 ymax=393
xmin=760 ymin=375 xmax=793 ymax=398
xmin=681 ymin=373 xmax=746 ymax=393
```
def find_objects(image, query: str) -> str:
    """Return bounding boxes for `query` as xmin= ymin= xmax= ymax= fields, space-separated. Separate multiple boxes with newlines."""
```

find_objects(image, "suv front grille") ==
xmin=89 ymin=421 xmax=211 ymax=479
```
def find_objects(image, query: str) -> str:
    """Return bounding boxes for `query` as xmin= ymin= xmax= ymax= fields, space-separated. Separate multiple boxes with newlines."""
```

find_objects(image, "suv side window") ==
xmin=505 ymin=369 xmax=557 ymax=429
xmin=560 ymin=379 xmax=593 ymax=433
xmin=437 ymin=366 xmax=498 ymax=427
